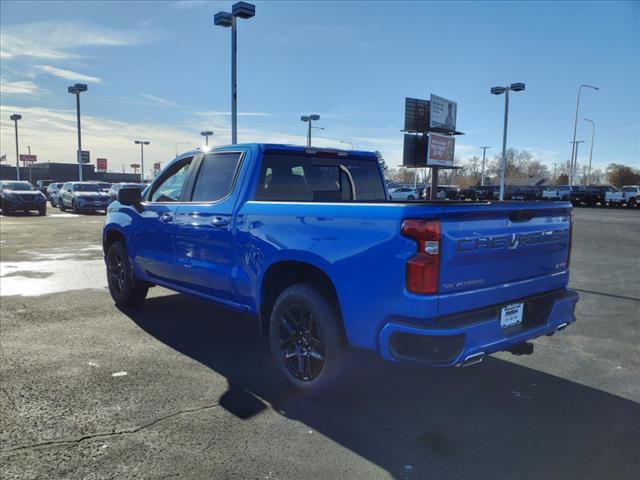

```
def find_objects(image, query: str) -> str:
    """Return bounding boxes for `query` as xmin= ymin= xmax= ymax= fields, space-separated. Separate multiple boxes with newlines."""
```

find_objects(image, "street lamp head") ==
xmin=201 ymin=131 xmax=213 ymax=136
xmin=510 ymin=82 xmax=526 ymax=92
xmin=10 ymin=114 xmax=22 ymax=121
xmin=143 ymin=141 xmax=150 ymax=145
xmin=310 ymin=114 xmax=320 ymax=121
xmin=232 ymin=2 xmax=255 ymax=19
xmin=301 ymin=115 xmax=310 ymax=122
xmin=214 ymin=11 xmax=233 ymax=27
xmin=135 ymin=140 xmax=141 ymax=145
xmin=490 ymin=86 xmax=507 ymax=95
xmin=582 ymin=84 xmax=599 ymax=91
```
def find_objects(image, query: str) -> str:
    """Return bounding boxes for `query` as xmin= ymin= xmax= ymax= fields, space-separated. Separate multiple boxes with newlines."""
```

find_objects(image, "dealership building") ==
xmin=0 ymin=162 xmax=141 ymax=184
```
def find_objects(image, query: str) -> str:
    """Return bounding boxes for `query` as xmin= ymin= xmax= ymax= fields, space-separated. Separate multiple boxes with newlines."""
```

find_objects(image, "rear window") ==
xmin=255 ymin=154 xmax=385 ymax=202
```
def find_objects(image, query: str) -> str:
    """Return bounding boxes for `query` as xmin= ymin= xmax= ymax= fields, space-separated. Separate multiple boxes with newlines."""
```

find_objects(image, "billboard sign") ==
xmin=19 ymin=154 xmax=37 ymax=163
xmin=426 ymin=133 xmax=455 ymax=167
xmin=80 ymin=150 xmax=90 ymax=164
xmin=96 ymin=158 xmax=107 ymax=172
xmin=404 ymin=97 xmax=430 ymax=133
xmin=429 ymin=94 xmax=457 ymax=132
xmin=402 ymin=134 xmax=428 ymax=167
xmin=153 ymin=162 xmax=161 ymax=175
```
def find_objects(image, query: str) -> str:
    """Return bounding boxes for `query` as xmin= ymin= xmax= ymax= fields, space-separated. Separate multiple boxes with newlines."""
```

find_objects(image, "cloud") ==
xmin=0 ymin=77 xmax=40 ymax=95
xmin=169 ymin=1 xmax=209 ymax=10
xmin=191 ymin=110 xmax=271 ymax=117
xmin=140 ymin=94 xmax=178 ymax=107
xmin=1 ymin=21 xmax=163 ymax=60
xmin=37 ymin=66 xmax=102 ymax=84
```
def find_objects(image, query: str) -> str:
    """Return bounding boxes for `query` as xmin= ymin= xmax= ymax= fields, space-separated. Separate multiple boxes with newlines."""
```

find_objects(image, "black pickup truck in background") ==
xmin=570 ymin=185 xmax=617 ymax=207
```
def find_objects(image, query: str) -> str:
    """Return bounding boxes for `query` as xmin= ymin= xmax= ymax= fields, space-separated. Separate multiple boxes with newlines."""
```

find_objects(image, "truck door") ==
xmin=173 ymin=151 xmax=245 ymax=301
xmin=133 ymin=156 xmax=195 ymax=282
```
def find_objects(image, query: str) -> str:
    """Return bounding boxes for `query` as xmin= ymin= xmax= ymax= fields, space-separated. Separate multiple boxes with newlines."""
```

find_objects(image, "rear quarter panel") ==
xmin=234 ymin=201 xmax=437 ymax=349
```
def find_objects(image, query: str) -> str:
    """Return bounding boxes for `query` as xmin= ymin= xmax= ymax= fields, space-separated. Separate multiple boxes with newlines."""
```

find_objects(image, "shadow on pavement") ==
xmin=125 ymin=293 xmax=639 ymax=479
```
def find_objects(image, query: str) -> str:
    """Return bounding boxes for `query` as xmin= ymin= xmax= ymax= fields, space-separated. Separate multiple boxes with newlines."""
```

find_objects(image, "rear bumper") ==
xmin=378 ymin=288 xmax=578 ymax=366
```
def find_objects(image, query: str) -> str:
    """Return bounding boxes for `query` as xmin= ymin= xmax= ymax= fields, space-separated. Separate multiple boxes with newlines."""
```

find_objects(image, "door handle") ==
xmin=210 ymin=216 xmax=230 ymax=227
xmin=159 ymin=212 xmax=174 ymax=223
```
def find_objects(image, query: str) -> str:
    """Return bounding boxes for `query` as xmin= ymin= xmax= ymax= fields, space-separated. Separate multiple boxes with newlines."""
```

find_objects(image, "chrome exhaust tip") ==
xmin=556 ymin=322 xmax=569 ymax=331
xmin=456 ymin=351 xmax=485 ymax=368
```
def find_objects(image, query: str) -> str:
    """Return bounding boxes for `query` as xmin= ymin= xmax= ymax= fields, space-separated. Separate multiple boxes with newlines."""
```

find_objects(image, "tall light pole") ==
xmin=214 ymin=2 xmax=256 ymax=145
xmin=479 ymin=146 xmax=491 ymax=186
xmin=340 ymin=140 xmax=354 ymax=150
xmin=569 ymin=84 xmax=599 ymax=187
xmin=10 ymin=114 xmax=21 ymax=180
xmin=200 ymin=130 xmax=213 ymax=146
xmin=584 ymin=118 xmax=595 ymax=186
xmin=491 ymin=82 xmax=525 ymax=200
xmin=134 ymin=140 xmax=150 ymax=182
xmin=570 ymin=140 xmax=585 ymax=184
xmin=68 ymin=83 xmax=88 ymax=181
xmin=301 ymin=114 xmax=320 ymax=147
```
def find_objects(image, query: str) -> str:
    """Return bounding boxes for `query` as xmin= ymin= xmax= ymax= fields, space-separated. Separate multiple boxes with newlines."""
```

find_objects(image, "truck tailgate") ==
xmin=437 ymin=202 xmax=572 ymax=315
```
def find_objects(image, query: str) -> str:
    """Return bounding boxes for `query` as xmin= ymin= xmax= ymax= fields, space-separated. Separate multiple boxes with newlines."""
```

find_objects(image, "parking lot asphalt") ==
xmin=1 ymin=207 xmax=639 ymax=480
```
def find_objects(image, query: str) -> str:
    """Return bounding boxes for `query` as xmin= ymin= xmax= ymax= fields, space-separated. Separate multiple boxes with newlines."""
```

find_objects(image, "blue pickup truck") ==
xmin=103 ymin=144 xmax=578 ymax=392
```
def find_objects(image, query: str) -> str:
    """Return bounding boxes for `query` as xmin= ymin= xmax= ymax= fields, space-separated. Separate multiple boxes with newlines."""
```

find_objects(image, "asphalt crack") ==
xmin=2 ymin=402 xmax=221 ymax=456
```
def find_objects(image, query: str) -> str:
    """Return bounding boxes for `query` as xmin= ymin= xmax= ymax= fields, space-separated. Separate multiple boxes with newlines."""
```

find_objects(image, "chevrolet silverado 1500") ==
xmin=103 ymin=144 xmax=578 ymax=391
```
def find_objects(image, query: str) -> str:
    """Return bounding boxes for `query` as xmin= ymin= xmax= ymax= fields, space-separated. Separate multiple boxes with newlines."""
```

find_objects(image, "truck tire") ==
xmin=106 ymin=241 xmax=148 ymax=307
xmin=269 ymin=284 xmax=343 ymax=394
xmin=72 ymin=200 xmax=80 ymax=214
xmin=629 ymin=198 xmax=637 ymax=208
xmin=59 ymin=199 xmax=66 ymax=211
xmin=38 ymin=206 xmax=46 ymax=216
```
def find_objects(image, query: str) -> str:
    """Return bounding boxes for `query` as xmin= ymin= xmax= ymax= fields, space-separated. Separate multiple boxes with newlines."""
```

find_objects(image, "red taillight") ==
xmin=401 ymin=219 xmax=440 ymax=294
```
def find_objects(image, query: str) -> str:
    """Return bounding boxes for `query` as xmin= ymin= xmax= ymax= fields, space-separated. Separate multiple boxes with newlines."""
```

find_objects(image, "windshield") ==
xmin=73 ymin=184 xmax=101 ymax=192
xmin=622 ymin=187 xmax=636 ymax=192
xmin=1 ymin=181 xmax=35 ymax=190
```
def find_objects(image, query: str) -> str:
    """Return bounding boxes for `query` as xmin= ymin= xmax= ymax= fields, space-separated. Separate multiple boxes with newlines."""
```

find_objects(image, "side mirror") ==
xmin=118 ymin=186 xmax=142 ymax=209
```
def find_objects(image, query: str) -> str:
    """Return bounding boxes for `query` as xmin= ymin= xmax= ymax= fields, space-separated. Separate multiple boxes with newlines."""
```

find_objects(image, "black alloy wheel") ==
xmin=278 ymin=304 xmax=326 ymax=381
xmin=107 ymin=251 xmax=126 ymax=296
xmin=106 ymin=241 xmax=148 ymax=307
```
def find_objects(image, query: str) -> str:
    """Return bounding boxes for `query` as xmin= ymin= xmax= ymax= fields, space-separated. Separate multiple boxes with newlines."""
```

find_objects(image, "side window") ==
xmin=150 ymin=159 xmax=193 ymax=202
xmin=190 ymin=152 xmax=242 ymax=202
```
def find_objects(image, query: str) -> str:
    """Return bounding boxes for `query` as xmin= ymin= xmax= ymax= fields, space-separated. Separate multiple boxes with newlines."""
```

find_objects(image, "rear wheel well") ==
xmin=259 ymin=261 xmax=345 ymax=340
xmin=103 ymin=229 xmax=125 ymax=256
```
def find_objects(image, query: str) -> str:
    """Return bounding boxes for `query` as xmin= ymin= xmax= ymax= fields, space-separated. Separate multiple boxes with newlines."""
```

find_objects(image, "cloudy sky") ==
xmin=1 ymin=0 xmax=638 ymax=176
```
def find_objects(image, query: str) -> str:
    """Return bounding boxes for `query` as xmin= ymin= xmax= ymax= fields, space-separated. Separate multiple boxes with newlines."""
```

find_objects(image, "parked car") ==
xmin=46 ymin=182 xmax=65 ymax=207
xmin=58 ymin=182 xmax=111 ymax=213
xmin=388 ymin=186 xmax=419 ymax=200
xmin=423 ymin=185 xmax=459 ymax=200
xmin=506 ymin=186 xmax=540 ymax=201
xmin=35 ymin=179 xmax=54 ymax=197
xmin=472 ymin=185 xmax=500 ymax=201
xmin=0 ymin=180 xmax=47 ymax=215
xmin=108 ymin=183 xmax=147 ymax=202
xmin=570 ymin=185 xmax=616 ymax=207
xmin=605 ymin=185 xmax=639 ymax=208
xmin=103 ymin=144 xmax=578 ymax=392
xmin=90 ymin=181 xmax=112 ymax=193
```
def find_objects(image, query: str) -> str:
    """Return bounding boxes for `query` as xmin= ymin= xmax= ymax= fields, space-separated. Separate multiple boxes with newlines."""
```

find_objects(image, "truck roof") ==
xmin=178 ymin=143 xmax=378 ymax=160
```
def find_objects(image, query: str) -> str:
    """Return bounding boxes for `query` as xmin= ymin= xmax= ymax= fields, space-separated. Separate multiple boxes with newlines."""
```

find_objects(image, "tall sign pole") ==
xmin=480 ymin=146 xmax=491 ymax=186
xmin=10 ymin=114 xmax=22 ymax=181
